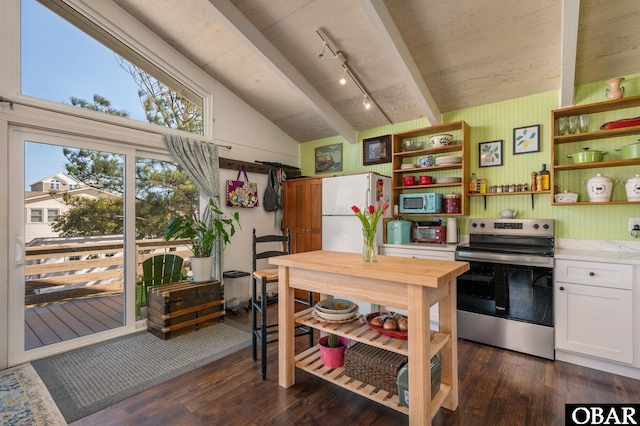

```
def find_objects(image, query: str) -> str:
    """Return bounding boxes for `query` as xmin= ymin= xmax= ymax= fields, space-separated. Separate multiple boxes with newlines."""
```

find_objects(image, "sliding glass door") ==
xmin=9 ymin=127 xmax=133 ymax=363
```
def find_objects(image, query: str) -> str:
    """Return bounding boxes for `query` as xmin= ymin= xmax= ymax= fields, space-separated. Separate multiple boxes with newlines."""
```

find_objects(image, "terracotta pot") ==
xmin=318 ymin=336 xmax=349 ymax=368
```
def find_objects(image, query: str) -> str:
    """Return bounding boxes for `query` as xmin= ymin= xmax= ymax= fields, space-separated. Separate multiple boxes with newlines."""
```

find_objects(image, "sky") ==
xmin=21 ymin=0 xmax=148 ymax=187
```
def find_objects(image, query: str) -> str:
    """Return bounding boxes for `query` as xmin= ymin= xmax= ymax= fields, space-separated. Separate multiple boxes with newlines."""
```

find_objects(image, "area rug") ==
xmin=0 ymin=363 xmax=66 ymax=425
xmin=31 ymin=321 xmax=251 ymax=423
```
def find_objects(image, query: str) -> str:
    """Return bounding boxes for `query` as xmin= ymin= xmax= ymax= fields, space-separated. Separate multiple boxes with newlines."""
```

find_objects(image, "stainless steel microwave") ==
xmin=399 ymin=193 xmax=442 ymax=214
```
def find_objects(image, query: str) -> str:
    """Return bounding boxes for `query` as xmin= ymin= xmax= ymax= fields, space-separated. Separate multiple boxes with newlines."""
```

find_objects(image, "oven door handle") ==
xmin=456 ymin=250 xmax=554 ymax=267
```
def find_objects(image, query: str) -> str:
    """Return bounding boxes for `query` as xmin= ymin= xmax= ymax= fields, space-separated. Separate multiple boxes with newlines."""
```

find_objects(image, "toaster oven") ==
xmin=411 ymin=224 xmax=446 ymax=243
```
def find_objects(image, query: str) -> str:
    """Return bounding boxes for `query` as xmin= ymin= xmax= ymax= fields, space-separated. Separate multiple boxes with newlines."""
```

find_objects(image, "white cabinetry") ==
xmin=555 ymin=259 xmax=634 ymax=364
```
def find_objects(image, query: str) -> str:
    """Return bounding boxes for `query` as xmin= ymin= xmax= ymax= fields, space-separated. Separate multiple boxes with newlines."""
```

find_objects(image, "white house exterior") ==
xmin=25 ymin=173 xmax=118 ymax=243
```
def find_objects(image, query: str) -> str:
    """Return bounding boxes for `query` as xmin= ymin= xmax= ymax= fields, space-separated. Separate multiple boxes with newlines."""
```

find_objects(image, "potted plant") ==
xmin=164 ymin=198 xmax=240 ymax=282
xmin=318 ymin=333 xmax=349 ymax=368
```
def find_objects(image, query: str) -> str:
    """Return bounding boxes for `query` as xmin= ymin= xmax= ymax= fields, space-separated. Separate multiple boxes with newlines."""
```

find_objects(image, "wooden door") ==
xmin=283 ymin=178 xmax=322 ymax=305
xmin=284 ymin=178 xmax=322 ymax=253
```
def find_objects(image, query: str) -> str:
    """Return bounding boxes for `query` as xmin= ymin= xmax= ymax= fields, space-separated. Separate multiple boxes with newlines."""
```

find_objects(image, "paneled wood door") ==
xmin=283 ymin=178 xmax=322 ymax=253
xmin=283 ymin=178 xmax=322 ymax=305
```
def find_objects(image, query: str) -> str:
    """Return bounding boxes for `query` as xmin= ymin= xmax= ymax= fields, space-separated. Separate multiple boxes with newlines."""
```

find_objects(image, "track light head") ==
xmin=363 ymin=95 xmax=372 ymax=109
xmin=339 ymin=69 xmax=347 ymax=85
xmin=317 ymin=43 xmax=326 ymax=60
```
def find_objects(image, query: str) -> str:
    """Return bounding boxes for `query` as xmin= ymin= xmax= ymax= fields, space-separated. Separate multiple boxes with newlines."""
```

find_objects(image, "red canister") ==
xmin=443 ymin=193 xmax=461 ymax=213
xmin=403 ymin=176 xmax=416 ymax=186
xmin=419 ymin=175 xmax=433 ymax=185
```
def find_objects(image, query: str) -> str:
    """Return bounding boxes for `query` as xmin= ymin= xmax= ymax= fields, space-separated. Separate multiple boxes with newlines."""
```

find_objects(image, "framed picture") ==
xmin=362 ymin=135 xmax=391 ymax=165
xmin=513 ymin=124 xmax=540 ymax=154
xmin=479 ymin=140 xmax=503 ymax=167
xmin=315 ymin=143 xmax=343 ymax=174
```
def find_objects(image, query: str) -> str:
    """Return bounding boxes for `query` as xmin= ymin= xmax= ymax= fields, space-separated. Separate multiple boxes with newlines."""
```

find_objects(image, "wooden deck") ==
xmin=25 ymin=295 xmax=124 ymax=350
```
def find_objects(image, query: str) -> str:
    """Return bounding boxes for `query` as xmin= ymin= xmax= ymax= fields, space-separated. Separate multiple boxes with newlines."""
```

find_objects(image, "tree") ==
xmin=52 ymin=57 xmax=203 ymax=238
xmin=116 ymin=57 xmax=203 ymax=134
xmin=52 ymin=149 xmax=198 ymax=239
xmin=69 ymin=94 xmax=130 ymax=117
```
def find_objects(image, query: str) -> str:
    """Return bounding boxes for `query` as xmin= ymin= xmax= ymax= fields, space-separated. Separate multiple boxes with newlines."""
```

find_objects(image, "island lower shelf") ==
xmin=294 ymin=307 xmax=450 ymax=358
xmin=295 ymin=345 xmax=451 ymax=418
xmin=294 ymin=307 xmax=451 ymax=417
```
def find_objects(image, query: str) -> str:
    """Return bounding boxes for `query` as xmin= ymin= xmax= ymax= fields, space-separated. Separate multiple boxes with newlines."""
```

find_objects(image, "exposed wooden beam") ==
xmin=359 ymin=0 xmax=441 ymax=125
xmin=559 ymin=0 xmax=580 ymax=107
xmin=206 ymin=0 xmax=359 ymax=144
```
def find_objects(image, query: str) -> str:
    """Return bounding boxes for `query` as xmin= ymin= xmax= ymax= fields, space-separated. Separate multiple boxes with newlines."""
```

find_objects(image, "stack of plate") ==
xmin=435 ymin=156 xmax=462 ymax=166
xmin=313 ymin=298 xmax=359 ymax=321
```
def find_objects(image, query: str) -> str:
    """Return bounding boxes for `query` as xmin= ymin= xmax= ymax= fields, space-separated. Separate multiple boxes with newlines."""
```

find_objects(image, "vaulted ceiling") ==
xmin=112 ymin=0 xmax=640 ymax=144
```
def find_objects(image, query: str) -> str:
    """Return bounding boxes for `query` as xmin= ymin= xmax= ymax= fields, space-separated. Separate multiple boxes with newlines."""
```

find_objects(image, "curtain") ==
xmin=163 ymin=134 xmax=223 ymax=281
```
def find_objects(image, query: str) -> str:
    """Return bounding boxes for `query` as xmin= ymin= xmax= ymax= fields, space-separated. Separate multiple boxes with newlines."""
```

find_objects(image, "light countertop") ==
xmin=555 ymin=238 xmax=640 ymax=265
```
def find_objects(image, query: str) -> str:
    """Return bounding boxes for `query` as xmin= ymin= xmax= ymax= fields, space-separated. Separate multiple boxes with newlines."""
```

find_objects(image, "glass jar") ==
xmin=443 ymin=193 xmax=461 ymax=214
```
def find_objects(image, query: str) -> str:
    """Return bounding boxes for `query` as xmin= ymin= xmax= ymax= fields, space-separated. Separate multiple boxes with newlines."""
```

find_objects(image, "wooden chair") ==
xmin=136 ymin=254 xmax=185 ymax=316
xmin=251 ymin=228 xmax=313 ymax=380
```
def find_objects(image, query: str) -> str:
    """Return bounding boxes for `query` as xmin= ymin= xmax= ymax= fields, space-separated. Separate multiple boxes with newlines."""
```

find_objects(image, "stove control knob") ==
xmin=471 ymin=223 xmax=477 ymax=228
xmin=533 ymin=224 xmax=539 ymax=229
xmin=480 ymin=223 xmax=485 ymax=228
xmin=543 ymin=224 xmax=549 ymax=230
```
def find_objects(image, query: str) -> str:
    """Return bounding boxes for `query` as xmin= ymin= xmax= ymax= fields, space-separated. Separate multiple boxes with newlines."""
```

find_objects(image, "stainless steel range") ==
xmin=455 ymin=218 xmax=555 ymax=359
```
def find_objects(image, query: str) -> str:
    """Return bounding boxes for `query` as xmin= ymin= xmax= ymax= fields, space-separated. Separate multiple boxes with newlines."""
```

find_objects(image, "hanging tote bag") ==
xmin=263 ymin=169 xmax=279 ymax=212
xmin=226 ymin=165 xmax=259 ymax=208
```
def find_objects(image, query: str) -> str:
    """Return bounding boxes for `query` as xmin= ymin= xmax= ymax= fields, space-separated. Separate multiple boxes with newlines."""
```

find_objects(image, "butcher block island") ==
xmin=271 ymin=250 xmax=468 ymax=425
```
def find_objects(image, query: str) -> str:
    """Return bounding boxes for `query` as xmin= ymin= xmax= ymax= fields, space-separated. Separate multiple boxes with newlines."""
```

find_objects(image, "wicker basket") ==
xmin=344 ymin=343 xmax=408 ymax=395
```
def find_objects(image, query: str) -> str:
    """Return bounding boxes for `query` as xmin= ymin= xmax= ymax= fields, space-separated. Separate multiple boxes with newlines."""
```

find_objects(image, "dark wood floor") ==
xmin=69 ymin=304 xmax=640 ymax=426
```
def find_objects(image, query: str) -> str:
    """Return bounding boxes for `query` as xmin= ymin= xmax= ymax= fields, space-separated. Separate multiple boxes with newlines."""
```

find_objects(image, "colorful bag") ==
xmin=226 ymin=165 xmax=259 ymax=208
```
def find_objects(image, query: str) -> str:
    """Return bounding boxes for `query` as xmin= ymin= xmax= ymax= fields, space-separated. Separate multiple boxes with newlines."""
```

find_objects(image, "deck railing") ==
xmin=25 ymin=238 xmax=193 ymax=307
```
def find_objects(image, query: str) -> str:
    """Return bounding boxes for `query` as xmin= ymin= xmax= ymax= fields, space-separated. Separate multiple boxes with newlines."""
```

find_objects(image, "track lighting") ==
xmin=315 ymin=28 xmax=376 ymax=112
xmin=339 ymin=68 xmax=347 ymax=85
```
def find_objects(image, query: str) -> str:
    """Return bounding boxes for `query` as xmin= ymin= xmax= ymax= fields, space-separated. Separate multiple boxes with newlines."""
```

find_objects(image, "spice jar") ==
xmin=443 ymin=193 xmax=461 ymax=214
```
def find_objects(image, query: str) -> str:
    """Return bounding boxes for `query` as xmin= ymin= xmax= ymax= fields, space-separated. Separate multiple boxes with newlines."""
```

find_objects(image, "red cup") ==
xmin=419 ymin=175 xmax=433 ymax=185
xmin=403 ymin=176 xmax=416 ymax=186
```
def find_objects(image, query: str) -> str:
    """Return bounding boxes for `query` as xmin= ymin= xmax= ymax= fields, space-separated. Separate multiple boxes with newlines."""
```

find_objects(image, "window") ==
xmin=49 ymin=179 xmax=60 ymax=190
xmin=20 ymin=0 xmax=204 ymax=134
xmin=30 ymin=209 xmax=43 ymax=223
xmin=47 ymin=209 xmax=59 ymax=222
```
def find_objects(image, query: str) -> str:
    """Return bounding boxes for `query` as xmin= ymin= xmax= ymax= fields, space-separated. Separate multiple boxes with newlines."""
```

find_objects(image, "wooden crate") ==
xmin=147 ymin=280 xmax=225 ymax=339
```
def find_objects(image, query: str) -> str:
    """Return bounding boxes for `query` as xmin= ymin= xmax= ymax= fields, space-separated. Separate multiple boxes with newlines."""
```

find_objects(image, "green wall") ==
xmin=300 ymin=75 xmax=640 ymax=240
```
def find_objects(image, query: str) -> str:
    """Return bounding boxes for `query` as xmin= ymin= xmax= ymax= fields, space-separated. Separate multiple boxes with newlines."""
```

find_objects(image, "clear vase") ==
xmin=362 ymin=228 xmax=377 ymax=262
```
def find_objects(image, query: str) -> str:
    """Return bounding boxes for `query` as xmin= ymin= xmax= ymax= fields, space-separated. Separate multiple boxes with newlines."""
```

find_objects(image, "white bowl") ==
xmin=315 ymin=299 xmax=357 ymax=314
xmin=314 ymin=306 xmax=359 ymax=321
xmin=430 ymin=134 xmax=453 ymax=147
xmin=554 ymin=191 xmax=578 ymax=203
xmin=400 ymin=163 xmax=417 ymax=169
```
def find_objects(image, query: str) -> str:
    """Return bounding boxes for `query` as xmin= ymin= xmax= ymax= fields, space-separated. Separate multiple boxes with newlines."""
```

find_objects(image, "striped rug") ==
xmin=32 ymin=321 xmax=251 ymax=423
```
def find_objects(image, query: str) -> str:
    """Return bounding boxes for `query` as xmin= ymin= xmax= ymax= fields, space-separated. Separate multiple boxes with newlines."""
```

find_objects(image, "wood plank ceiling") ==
xmin=112 ymin=0 xmax=640 ymax=144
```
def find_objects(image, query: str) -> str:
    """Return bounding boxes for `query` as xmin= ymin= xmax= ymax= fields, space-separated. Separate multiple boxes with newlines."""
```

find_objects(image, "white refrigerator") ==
xmin=322 ymin=172 xmax=392 ymax=253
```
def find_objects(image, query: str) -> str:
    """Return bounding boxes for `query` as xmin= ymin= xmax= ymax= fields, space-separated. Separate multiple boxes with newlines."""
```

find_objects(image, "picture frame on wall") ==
xmin=315 ymin=143 xmax=343 ymax=173
xmin=513 ymin=124 xmax=540 ymax=154
xmin=479 ymin=140 xmax=503 ymax=167
xmin=362 ymin=135 xmax=391 ymax=166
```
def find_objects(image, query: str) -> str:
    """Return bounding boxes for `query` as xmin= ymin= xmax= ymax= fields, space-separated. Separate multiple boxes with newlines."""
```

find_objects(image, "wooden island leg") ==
xmin=278 ymin=265 xmax=295 ymax=388
xmin=408 ymin=284 xmax=431 ymax=425
xmin=439 ymin=277 xmax=458 ymax=411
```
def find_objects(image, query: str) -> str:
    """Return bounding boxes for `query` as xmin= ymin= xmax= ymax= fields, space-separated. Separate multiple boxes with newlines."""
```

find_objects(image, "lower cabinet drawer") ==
xmin=555 ymin=259 xmax=633 ymax=290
